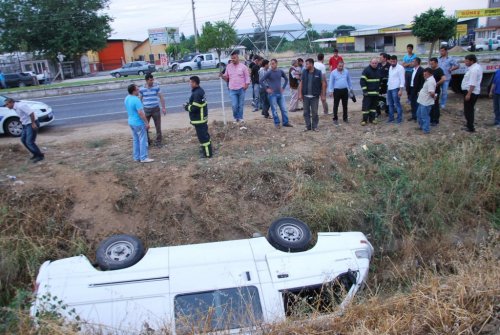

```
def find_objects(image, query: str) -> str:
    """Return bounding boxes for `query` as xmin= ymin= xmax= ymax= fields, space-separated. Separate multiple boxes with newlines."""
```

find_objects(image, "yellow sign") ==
xmin=337 ymin=37 xmax=355 ymax=43
xmin=455 ymin=8 xmax=500 ymax=18
xmin=378 ymin=27 xmax=402 ymax=33
xmin=456 ymin=24 xmax=468 ymax=36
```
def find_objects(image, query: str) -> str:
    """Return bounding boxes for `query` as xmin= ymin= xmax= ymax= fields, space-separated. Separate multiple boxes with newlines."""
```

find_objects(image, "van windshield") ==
xmin=174 ymin=286 xmax=263 ymax=333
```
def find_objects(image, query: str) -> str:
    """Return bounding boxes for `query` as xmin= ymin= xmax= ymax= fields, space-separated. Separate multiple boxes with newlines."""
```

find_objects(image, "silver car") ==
xmin=110 ymin=61 xmax=156 ymax=78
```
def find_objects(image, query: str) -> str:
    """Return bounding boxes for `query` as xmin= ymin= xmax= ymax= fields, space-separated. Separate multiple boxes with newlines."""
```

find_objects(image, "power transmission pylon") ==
xmin=229 ymin=0 xmax=312 ymax=56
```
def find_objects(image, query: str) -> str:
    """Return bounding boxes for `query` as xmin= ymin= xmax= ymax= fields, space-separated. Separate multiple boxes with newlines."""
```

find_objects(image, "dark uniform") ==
xmin=377 ymin=62 xmax=390 ymax=116
xmin=360 ymin=65 xmax=381 ymax=124
xmin=185 ymin=86 xmax=212 ymax=158
xmin=431 ymin=67 xmax=445 ymax=125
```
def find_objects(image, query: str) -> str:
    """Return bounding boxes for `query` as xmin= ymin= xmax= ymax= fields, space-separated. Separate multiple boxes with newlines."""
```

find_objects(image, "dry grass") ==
xmin=0 ymin=93 xmax=498 ymax=334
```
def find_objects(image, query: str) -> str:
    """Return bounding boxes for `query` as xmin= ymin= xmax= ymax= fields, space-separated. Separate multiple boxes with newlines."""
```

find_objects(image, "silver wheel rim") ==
xmin=8 ymin=120 xmax=22 ymax=136
xmin=105 ymin=241 xmax=134 ymax=262
xmin=278 ymin=223 xmax=304 ymax=242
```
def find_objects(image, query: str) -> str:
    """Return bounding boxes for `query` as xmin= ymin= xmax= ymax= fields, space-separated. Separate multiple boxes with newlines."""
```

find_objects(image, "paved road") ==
xmin=37 ymin=69 xmax=363 ymax=127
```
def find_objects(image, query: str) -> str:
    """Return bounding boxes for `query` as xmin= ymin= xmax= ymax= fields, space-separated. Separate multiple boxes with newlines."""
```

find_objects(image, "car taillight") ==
xmin=32 ymin=281 xmax=40 ymax=294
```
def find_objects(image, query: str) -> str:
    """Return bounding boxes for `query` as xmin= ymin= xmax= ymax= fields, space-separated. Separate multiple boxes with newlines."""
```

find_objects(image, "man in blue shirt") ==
xmin=438 ymin=46 xmax=459 ymax=109
xmin=327 ymin=61 xmax=353 ymax=124
xmin=402 ymin=44 xmax=417 ymax=103
xmin=125 ymin=84 xmax=154 ymax=163
xmin=489 ymin=69 xmax=500 ymax=127
xmin=139 ymin=74 xmax=166 ymax=146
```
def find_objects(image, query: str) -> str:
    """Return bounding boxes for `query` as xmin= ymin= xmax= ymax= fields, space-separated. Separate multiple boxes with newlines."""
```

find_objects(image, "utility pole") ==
xmin=192 ymin=0 xmax=199 ymax=52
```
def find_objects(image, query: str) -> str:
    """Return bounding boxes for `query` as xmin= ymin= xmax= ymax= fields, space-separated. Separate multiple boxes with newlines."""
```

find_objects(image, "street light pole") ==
xmin=192 ymin=0 xmax=199 ymax=53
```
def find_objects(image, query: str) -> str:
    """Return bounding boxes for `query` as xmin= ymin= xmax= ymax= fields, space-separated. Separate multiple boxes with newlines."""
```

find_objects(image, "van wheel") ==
xmin=96 ymin=234 xmax=145 ymax=270
xmin=267 ymin=217 xmax=312 ymax=252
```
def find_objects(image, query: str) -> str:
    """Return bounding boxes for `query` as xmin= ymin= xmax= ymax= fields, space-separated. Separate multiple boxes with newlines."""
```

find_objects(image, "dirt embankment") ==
xmin=0 ymin=94 xmax=497 ymax=240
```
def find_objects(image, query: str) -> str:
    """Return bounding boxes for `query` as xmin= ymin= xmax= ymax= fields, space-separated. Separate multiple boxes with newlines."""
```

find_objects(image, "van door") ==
xmin=169 ymin=239 xmax=265 ymax=334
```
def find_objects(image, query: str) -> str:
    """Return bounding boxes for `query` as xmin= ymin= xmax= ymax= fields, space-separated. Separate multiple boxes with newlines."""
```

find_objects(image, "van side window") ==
xmin=205 ymin=54 xmax=213 ymax=61
xmin=174 ymin=286 xmax=263 ymax=334
xmin=282 ymin=271 xmax=357 ymax=317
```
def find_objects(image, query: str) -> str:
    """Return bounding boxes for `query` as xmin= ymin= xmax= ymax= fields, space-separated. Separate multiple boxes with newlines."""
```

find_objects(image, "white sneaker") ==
xmin=140 ymin=158 xmax=155 ymax=163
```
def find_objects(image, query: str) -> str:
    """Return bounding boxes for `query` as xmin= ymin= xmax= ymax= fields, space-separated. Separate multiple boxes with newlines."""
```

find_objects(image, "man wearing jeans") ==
xmin=416 ymin=68 xmax=436 ymax=134
xmin=125 ymin=84 xmax=153 ymax=163
xmin=222 ymin=51 xmax=250 ymax=128
xmin=298 ymin=58 xmax=326 ymax=131
xmin=260 ymin=59 xmax=293 ymax=129
xmin=4 ymin=98 xmax=45 ymax=163
xmin=249 ymin=55 xmax=262 ymax=111
xmin=461 ymin=54 xmax=483 ymax=133
xmin=438 ymin=46 xmax=459 ymax=109
xmin=139 ymin=73 xmax=166 ymax=146
xmin=387 ymin=55 xmax=405 ymax=123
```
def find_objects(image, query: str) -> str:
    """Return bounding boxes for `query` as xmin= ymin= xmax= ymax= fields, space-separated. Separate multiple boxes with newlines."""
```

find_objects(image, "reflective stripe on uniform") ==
xmin=366 ymin=79 xmax=379 ymax=82
xmin=201 ymin=140 xmax=211 ymax=157
xmin=189 ymin=101 xmax=208 ymax=124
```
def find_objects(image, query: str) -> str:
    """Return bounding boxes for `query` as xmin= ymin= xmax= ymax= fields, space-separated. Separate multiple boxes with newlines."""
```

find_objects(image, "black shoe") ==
xmin=343 ymin=119 xmax=349 ymax=123
xmin=461 ymin=127 xmax=475 ymax=133
xmin=30 ymin=155 xmax=37 ymax=161
xmin=282 ymin=123 xmax=293 ymax=127
xmin=32 ymin=156 xmax=44 ymax=163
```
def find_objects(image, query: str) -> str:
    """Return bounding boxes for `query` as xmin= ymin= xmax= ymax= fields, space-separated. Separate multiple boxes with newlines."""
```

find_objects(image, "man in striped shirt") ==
xmin=139 ymin=74 xmax=166 ymax=146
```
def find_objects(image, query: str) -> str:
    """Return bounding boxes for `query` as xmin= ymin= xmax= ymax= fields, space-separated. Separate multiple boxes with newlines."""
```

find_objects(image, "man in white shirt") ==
xmin=387 ymin=55 xmax=406 ymax=123
xmin=416 ymin=68 xmax=436 ymax=134
xmin=4 ymin=98 xmax=45 ymax=162
xmin=461 ymin=54 xmax=483 ymax=132
xmin=314 ymin=53 xmax=329 ymax=114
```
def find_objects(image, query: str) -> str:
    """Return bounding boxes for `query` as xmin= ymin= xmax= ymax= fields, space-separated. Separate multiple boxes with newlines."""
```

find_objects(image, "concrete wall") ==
xmin=134 ymin=41 xmax=167 ymax=63
xmin=123 ymin=41 xmax=140 ymax=63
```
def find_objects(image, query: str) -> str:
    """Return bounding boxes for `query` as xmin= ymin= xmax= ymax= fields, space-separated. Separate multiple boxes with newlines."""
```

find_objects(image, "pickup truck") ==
xmin=169 ymin=53 xmax=228 ymax=72
xmin=467 ymin=40 xmax=500 ymax=52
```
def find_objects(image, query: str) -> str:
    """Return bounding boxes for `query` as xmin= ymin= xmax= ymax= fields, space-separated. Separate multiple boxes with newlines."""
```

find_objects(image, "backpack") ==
xmin=289 ymin=67 xmax=299 ymax=89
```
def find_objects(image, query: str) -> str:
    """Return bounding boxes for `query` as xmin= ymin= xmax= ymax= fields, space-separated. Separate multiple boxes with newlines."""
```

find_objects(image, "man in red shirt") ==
xmin=329 ymin=49 xmax=344 ymax=71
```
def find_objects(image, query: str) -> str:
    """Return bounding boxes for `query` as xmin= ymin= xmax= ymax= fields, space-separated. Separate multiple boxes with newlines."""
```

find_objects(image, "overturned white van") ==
xmin=31 ymin=218 xmax=374 ymax=334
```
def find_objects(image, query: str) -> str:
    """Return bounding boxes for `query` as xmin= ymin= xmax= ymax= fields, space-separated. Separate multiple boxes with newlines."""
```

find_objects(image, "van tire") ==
xmin=267 ymin=217 xmax=312 ymax=252
xmin=96 ymin=234 xmax=145 ymax=270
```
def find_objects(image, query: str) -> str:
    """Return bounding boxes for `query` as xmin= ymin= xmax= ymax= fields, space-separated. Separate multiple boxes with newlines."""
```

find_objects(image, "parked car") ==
xmin=468 ymin=40 xmax=500 ymax=51
xmin=0 ymin=95 xmax=54 ymax=136
xmin=110 ymin=61 xmax=156 ymax=78
xmin=31 ymin=218 xmax=373 ymax=334
xmin=22 ymin=71 xmax=46 ymax=84
xmin=3 ymin=73 xmax=36 ymax=88
xmin=169 ymin=52 xmax=228 ymax=71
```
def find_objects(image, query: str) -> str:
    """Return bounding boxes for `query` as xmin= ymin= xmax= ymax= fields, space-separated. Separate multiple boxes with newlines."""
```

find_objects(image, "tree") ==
xmin=412 ymin=7 xmax=457 ymax=59
xmin=334 ymin=25 xmax=356 ymax=37
xmin=198 ymin=21 xmax=237 ymax=67
xmin=0 ymin=0 xmax=112 ymax=60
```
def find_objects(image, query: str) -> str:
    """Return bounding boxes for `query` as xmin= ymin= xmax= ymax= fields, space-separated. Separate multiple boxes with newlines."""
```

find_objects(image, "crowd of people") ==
xmin=6 ymin=46 xmax=497 ymax=164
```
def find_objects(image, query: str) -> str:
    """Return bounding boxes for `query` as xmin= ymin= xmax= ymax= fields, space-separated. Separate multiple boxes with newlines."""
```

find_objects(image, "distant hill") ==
xmin=236 ymin=23 xmax=371 ymax=35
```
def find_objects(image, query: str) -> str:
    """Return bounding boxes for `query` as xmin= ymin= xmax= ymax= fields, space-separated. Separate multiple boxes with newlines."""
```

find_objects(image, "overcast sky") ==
xmin=106 ymin=0 xmax=488 ymax=41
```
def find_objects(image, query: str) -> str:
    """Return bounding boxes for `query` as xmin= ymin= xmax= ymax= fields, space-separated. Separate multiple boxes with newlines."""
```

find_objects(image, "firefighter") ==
xmin=360 ymin=58 xmax=382 ymax=125
xmin=377 ymin=53 xmax=390 ymax=117
xmin=184 ymin=76 xmax=212 ymax=158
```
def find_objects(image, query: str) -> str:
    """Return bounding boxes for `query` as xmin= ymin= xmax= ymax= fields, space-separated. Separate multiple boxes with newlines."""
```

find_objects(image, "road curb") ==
xmin=7 ymin=72 xmax=220 ymax=100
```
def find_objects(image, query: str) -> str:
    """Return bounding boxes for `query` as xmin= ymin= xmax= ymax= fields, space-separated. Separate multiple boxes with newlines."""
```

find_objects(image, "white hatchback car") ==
xmin=31 ymin=218 xmax=373 ymax=334
xmin=0 ymin=95 xmax=54 ymax=136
